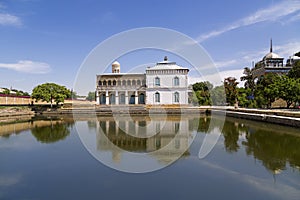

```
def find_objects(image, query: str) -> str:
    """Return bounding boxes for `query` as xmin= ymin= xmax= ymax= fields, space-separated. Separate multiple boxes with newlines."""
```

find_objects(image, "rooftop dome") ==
xmin=112 ymin=61 xmax=120 ymax=66
xmin=262 ymin=39 xmax=283 ymax=60
xmin=112 ymin=61 xmax=120 ymax=73
xmin=147 ymin=56 xmax=189 ymax=70
xmin=263 ymin=52 xmax=281 ymax=60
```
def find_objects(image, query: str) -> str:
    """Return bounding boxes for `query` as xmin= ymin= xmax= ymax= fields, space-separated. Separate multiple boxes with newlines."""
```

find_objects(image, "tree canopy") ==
xmin=86 ymin=91 xmax=95 ymax=101
xmin=288 ymin=60 xmax=300 ymax=79
xmin=31 ymin=83 xmax=71 ymax=107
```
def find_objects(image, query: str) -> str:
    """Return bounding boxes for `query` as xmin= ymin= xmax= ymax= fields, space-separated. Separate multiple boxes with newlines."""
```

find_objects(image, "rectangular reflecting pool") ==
xmin=0 ymin=114 xmax=300 ymax=200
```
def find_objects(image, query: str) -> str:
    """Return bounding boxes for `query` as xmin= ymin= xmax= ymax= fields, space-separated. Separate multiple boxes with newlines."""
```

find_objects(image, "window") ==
xmin=113 ymin=80 xmax=116 ymax=86
xmin=155 ymin=92 xmax=160 ymax=103
xmin=174 ymin=77 xmax=179 ymax=86
xmin=155 ymin=77 xmax=160 ymax=86
xmin=174 ymin=92 xmax=179 ymax=103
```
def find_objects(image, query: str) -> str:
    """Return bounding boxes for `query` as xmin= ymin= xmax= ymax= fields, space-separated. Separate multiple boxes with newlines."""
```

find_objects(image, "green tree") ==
xmin=2 ymin=88 xmax=10 ymax=95
xmin=255 ymin=73 xmax=279 ymax=108
xmin=210 ymin=85 xmax=226 ymax=106
xmin=276 ymin=76 xmax=300 ymax=108
xmin=70 ymin=90 xmax=78 ymax=99
xmin=192 ymin=81 xmax=213 ymax=105
xmin=31 ymin=83 xmax=71 ymax=108
xmin=240 ymin=67 xmax=255 ymax=91
xmin=237 ymin=87 xmax=256 ymax=108
xmin=86 ymin=91 xmax=95 ymax=101
xmin=224 ymin=77 xmax=238 ymax=106
xmin=295 ymin=51 xmax=300 ymax=57
xmin=288 ymin=60 xmax=300 ymax=79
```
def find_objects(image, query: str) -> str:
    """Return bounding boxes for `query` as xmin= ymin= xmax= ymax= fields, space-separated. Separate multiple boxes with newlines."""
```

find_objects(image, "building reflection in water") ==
xmin=94 ymin=115 xmax=193 ymax=164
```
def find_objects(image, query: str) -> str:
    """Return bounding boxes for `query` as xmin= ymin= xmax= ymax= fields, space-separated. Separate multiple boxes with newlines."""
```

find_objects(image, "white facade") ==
xmin=96 ymin=57 xmax=189 ymax=105
xmin=146 ymin=57 xmax=189 ymax=105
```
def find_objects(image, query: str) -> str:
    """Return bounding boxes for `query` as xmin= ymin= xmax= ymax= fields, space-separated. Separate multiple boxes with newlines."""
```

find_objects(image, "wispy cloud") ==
xmin=197 ymin=1 xmax=300 ymax=42
xmin=0 ymin=13 xmax=22 ymax=26
xmin=214 ymin=59 xmax=238 ymax=69
xmin=189 ymin=69 xmax=244 ymax=87
xmin=0 ymin=60 xmax=51 ymax=74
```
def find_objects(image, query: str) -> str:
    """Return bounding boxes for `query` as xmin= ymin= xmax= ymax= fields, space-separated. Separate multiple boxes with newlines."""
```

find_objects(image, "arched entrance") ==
xmin=129 ymin=94 xmax=135 ymax=104
xmin=139 ymin=93 xmax=145 ymax=104
xmin=109 ymin=94 xmax=115 ymax=104
xmin=119 ymin=93 xmax=125 ymax=104
xmin=100 ymin=94 xmax=106 ymax=104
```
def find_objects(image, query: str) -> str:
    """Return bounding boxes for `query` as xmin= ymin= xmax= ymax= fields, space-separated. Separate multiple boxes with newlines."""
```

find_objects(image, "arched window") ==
xmin=103 ymin=80 xmax=107 ymax=86
xmin=108 ymin=80 xmax=111 ymax=86
xmin=132 ymin=80 xmax=136 ymax=86
xmin=174 ymin=92 xmax=179 ymax=103
xmin=155 ymin=92 xmax=160 ymax=103
xmin=122 ymin=80 xmax=126 ymax=86
xmin=155 ymin=77 xmax=160 ymax=86
xmin=113 ymin=80 xmax=116 ymax=86
xmin=127 ymin=80 xmax=131 ymax=86
xmin=98 ymin=81 xmax=102 ymax=86
xmin=137 ymin=80 xmax=141 ymax=85
xmin=174 ymin=77 xmax=179 ymax=86
xmin=117 ymin=80 xmax=121 ymax=86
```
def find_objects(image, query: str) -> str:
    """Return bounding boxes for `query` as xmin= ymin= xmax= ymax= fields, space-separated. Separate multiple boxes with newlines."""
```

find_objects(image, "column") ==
xmin=125 ymin=121 xmax=129 ymax=134
xmin=115 ymin=120 xmax=119 ymax=136
xmin=135 ymin=120 xmax=138 ymax=136
xmin=115 ymin=90 xmax=119 ymax=105
xmin=105 ymin=90 xmax=109 ymax=105
xmin=135 ymin=91 xmax=138 ymax=104
xmin=96 ymin=92 xmax=100 ymax=104
xmin=106 ymin=120 xmax=109 ymax=134
xmin=125 ymin=90 xmax=128 ymax=105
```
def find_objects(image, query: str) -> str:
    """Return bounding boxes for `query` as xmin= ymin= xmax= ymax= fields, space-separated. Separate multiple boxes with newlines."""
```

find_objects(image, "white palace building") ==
xmin=96 ymin=56 xmax=190 ymax=105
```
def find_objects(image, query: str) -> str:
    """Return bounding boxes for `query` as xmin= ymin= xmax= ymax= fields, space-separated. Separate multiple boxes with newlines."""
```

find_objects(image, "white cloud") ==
xmin=0 ymin=13 xmax=22 ymax=26
xmin=214 ymin=59 xmax=238 ymax=69
xmin=189 ymin=69 xmax=244 ymax=87
xmin=0 ymin=60 xmax=51 ymax=74
xmin=197 ymin=1 xmax=300 ymax=42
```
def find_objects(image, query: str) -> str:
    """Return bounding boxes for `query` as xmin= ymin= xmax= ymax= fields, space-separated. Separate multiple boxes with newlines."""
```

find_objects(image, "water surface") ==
xmin=0 ymin=115 xmax=299 ymax=200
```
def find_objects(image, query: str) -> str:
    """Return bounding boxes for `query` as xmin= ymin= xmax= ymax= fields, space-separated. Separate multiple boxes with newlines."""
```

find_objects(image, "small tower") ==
xmin=112 ymin=61 xmax=120 ymax=73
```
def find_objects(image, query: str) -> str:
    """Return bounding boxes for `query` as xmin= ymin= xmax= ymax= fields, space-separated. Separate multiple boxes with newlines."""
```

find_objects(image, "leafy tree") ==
xmin=210 ymin=85 xmax=226 ymax=106
xmin=240 ymin=67 xmax=255 ymax=91
xmin=2 ymin=88 xmax=10 ymax=95
xmin=86 ymin=91 xmax=95 ymax=101
xmin=192 ymin=81 xmax=213 ymax=91
xmin=70 ymin=90 xmax=78 ymax=100
xmin=192 ymin=81 xmax=213 ymax=105
xmin=237 ymin=87 xmax=256 ymax=108
xmin=288 ymin=60 xmax=300 ymax=79
xmin=276 ymin=76 xmax=300 ymax=108
xmin=31 ymin=83 xmax=71 ymax=107
xmin=255 ymin=73 xmax=279 ymax=108
xmin=295 ymin=51 xmax=300 ymax=57
xmin=224 ymin=77 xmax=238 ymax=106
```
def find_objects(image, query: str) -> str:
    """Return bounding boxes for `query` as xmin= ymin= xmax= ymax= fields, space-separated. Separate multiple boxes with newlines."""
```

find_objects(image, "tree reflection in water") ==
xmin=31 ymin=121 xmax=71 ymax=143
xmin=220 ymin=117 xmax=300 ymax=173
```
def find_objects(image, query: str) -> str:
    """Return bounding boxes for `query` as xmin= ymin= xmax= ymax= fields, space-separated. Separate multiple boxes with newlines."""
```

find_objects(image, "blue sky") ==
xmin=0 ymin=0 xmax=300 ymax=94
